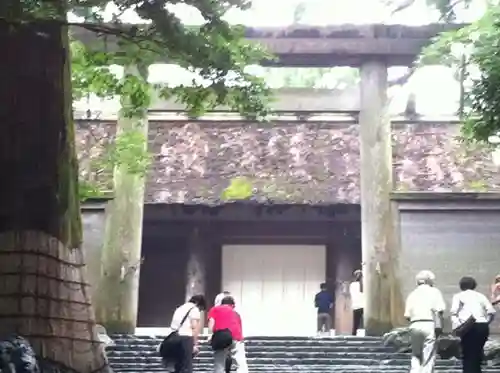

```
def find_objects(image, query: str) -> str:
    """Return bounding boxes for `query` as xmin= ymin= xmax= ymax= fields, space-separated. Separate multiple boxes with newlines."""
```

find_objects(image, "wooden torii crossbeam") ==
xmin=71 ymin=23 xmax=466 ymax=67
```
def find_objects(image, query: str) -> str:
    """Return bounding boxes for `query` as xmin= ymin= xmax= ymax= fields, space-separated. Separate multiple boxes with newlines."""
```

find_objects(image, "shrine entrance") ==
xmin=137 ymin=202 xmax=361 ymax=335
xmin=222 ymin=244 xmax=326 ymax=336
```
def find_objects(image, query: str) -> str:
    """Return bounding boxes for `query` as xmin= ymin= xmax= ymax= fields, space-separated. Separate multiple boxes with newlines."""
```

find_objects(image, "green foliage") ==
xmin=420 ymin=3 xmax=500 ymax=143
xmin=71 ymin=40 xmax=120 ymax=101
xmin=71 ymin=42 xmax=153 ymax=197
xmin=119 ymin=71 xmax=151 ymax=118
xmin=8 ymin=0 xmax=273 ymax=199
xmin=79 ymin=180 xmax=105 ymax=201
xmin=107 ymin=129 xmax=151 ymax=176
xmin=466 ymin=179 xmax=489 ymax=191
xmin=50 ymin=0 xmax=274 ymax=199
xmin=425 ymin=0 xmax=474 ymax=21
xmin=221 ymin=177 xmax=253 ymax=200
xmin=63 ymin=0 xmax=273 ymax=119
xmin=461 ymin=8 xmax=500 ymax=143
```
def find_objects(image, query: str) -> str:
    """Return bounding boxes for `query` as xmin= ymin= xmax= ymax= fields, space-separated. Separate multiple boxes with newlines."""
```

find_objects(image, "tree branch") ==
xmin=388 ymin=0 xmax=417 ymax=15
xmin=388 ymin=65 xmax=417 ymax=87
xmin=387 ymin=0 xmax=465 ymax=20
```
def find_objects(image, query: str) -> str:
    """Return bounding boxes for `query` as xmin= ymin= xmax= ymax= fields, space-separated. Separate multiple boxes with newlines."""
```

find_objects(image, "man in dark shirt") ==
xmin=314 ymin=283 xmax=334 ymax=335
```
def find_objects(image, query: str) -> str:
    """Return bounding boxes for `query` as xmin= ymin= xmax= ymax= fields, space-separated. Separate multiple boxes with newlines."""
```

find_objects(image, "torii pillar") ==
xmin=359 ymin=59 xmax=405 ymax=336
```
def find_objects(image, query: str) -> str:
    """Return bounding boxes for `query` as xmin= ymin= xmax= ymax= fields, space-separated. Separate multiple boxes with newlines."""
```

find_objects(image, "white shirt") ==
xmin=349 ymin=281 xmax=364 ymax=310
xmin=170 ymin=302 xmax=201 ymax=337
xmin=404 ymin=284 xmax=446 ymax=322
xmin=450 ymin=290 xmax=495 ymax=327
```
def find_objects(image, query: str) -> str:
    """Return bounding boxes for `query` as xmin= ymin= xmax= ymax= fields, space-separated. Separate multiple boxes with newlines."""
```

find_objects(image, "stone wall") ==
xmin=395 ymin=197 xmax=500 ymax=333
xmin=76 ymin=120 xmax=500 ymax=204
xmin=76 ymin=121 xmax=115 ymax=193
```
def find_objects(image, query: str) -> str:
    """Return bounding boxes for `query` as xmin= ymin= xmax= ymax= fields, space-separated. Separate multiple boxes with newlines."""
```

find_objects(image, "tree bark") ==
xmin=0 ymin=21 xmax=110 ymax=373
xmin=185 ymin=227 xmax=206 ymax=300
xmin=95 ymin=65 xmax=148 ymax=334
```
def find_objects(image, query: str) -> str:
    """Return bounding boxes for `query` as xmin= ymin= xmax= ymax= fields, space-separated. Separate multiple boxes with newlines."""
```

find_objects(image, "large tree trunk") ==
xmin=0 ymin=21 xmax=110 ymax=373
xmin=95 ymin=65 xmax=148 ymax=334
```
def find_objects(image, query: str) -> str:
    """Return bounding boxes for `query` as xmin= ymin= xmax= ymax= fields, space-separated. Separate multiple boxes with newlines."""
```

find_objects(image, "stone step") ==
xmin=107 ymin=344 xmax=394 ymax=353
xmin=111 ymin=339 xmax=387 ymax=348
xmin=112 ymin=335 xmax=383 ymax=342
xmin=109 ymin=371 xmax=500 ymax=373
xmin=107 ymin=350 xmax=409 ymax=359
xmin=108 ymin=365 xmax=500 ymax=372
xmin=106 ymin=357 xmax=464 ymax=367
xmin=106 ymin=334 xmax=484 ymax=373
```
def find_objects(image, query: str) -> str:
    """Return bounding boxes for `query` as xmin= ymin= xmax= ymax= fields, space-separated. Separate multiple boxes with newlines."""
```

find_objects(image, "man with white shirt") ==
xmin=404 ymin=270 xmax=446 ymax=373
xmin=215 ymin=291 xmax=231 ymax=307
xmin=166 ymin=295 xmax=207 ymax=373
xmin=451 ymin=276 xmax=495 ymax=373
xmin=349 ymin=270 xmax=364 ymax=336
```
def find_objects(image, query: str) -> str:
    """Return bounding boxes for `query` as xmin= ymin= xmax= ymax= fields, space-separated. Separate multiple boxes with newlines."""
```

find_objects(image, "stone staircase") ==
xmin=107 ymin=335 xmax=500 ymax=373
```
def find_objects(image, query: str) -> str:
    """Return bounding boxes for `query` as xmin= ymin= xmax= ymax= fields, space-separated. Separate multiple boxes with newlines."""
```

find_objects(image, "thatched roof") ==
xmin=76 ymin=120 xmax=500 ymax=205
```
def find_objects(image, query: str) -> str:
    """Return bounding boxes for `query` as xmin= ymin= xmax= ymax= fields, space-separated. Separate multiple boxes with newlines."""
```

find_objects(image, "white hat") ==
xmin=415 ymin=270 xmax=436 ymax=283
xmin=214 ymin=291 xmax=231 ymax=306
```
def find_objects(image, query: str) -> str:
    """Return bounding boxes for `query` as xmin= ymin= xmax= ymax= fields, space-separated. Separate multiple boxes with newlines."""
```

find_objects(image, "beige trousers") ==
xmin=213 ymin=341 xmax=248 ymax=373
xmin=409 ymin=321 xmax=437 ymax=373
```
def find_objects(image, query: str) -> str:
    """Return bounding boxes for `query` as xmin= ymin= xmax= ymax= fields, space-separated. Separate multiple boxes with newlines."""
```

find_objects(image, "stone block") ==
xmin=383 ymin=327 xmax=500 ymax=363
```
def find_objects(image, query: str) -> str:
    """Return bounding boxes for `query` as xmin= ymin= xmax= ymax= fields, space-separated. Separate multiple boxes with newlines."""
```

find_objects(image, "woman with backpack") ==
xmin=207 ymin=296 xmax=248 ymax=373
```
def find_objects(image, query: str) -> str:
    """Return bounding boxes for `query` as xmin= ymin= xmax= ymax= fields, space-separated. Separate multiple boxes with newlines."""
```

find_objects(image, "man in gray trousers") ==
xmin=404 ymin=270 xmax=446 ymax=373
xmin=314 ymin=283 xmax=333 ymax=336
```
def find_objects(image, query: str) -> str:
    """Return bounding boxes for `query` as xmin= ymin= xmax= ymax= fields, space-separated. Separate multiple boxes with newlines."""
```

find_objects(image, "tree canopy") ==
xmin=415 ymin=0 xmax=500 ymax=143
xmin=13 ymin=0 xmax=276 ymax=200
xmin=11 ymin=0 xmax=272 ymax=120
xmin=16 ymin=0 xmax=500 ymax=145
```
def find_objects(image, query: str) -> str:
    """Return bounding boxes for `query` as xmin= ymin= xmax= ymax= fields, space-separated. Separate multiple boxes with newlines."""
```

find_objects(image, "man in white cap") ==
xmin=404 ymin=270 xmax=446 ymax=373
xmin=215 ymin=291 xmax=231 ymax=307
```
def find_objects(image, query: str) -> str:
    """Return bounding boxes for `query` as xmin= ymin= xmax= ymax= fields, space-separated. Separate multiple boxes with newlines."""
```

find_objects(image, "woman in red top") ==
xmin=207 ymin=296 xmax=248 ymax=373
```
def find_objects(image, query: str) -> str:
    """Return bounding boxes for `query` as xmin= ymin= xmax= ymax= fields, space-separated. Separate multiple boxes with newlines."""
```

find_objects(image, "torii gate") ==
xmin=73 ymin=23 xmax=464 ymax=335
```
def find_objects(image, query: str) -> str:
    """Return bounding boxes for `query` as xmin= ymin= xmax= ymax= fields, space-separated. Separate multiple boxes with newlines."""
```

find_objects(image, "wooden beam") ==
xmin=144 ymin=221 xmax=337 ymax=238
xmin=149 ymin=86 xmax=360 ymax=113
xmin=70 ymin=23 xmax=466 ymax=67
xmin=142 ymin=203 xmax=360 ymax=223
xmin=391 ymin=191 xmax=500 ymax=201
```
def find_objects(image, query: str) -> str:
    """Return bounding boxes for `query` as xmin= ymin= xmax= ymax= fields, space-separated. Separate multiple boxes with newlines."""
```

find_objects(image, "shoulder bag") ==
xmin=452 ymin=300 xmax=475 ymax=337
xmin=210 ymin=328 xmax=233 ymax=351
xmin=159 ymin=306 xmax=195 ymax=358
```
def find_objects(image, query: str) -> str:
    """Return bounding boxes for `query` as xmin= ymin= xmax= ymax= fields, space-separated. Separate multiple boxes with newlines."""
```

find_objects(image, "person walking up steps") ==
xmin=451 ymin=276 xmax=495 ymax=373
xmin=208 ymin=296 xmax=248 ymax=373
xmin=159 ymin=295 xmax=207 ymax=373
xmin=404 ymin=270 xmax=446 ymax=373
xmin=349 ymin=269 xmax=364 ymax=336
xmin=215 ymin=291 xmax=231 ymax=307
xmin=214 ymin=291 xmax=236 ymax=372
xmin=314 ymin=283 xmax=333 ymax=336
